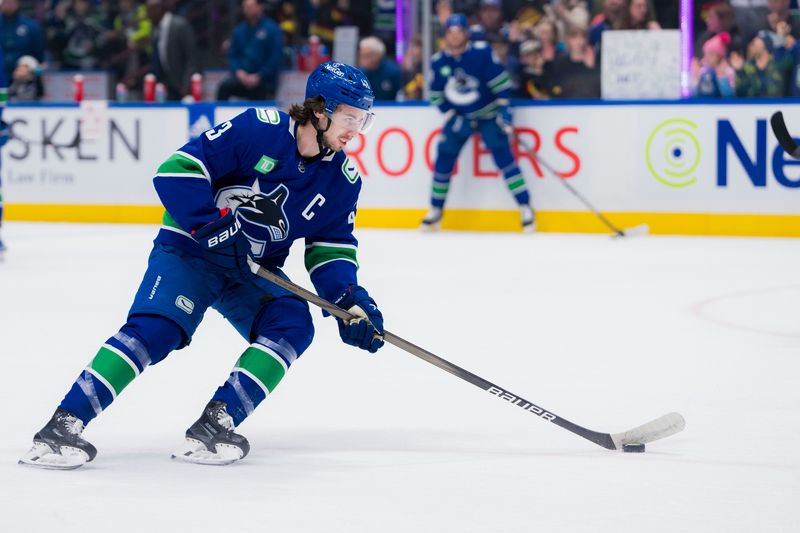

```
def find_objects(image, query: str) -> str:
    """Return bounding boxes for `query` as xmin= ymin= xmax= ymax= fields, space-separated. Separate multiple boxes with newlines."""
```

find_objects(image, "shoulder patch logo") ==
xmin=254 ymin=155 xmax=278 ymax=174
xmin=175 ymin=295 xmax=195 ymax=314
xmin=440 ymin=65 xmax=452 ymax=77
xmin=342 ymin=157 xmax=360 ymax=184
xmin=256 ymin=108 xmax=281 ymax=124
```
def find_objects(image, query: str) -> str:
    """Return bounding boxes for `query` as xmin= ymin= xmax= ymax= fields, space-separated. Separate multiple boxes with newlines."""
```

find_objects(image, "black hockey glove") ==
xmin=192 ymin=208 xmax=253 ymax=278
xmin=334 ymin=285 xmax=385 ymax=353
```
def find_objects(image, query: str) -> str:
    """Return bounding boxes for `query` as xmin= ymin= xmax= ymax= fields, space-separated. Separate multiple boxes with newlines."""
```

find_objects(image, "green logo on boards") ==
xmin=254 ymin=155 xmax=278 ymax=174
xmin=645 ymin=118 xmax=701 ymax=188
xmin=342 ymin=157 xmax=360 ymax=184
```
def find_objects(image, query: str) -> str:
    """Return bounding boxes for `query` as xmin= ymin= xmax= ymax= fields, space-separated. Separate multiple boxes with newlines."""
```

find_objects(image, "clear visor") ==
xmin=327 ymin=108 xmax=376 ymax=134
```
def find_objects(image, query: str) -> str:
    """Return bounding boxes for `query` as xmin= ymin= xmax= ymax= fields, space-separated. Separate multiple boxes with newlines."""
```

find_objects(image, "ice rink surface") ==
xmin=1 ymin=222 xmax=799 ymax=532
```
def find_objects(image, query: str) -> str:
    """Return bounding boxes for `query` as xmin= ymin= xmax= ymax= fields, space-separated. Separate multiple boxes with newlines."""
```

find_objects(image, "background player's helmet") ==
xmin=445 ymin=14 xmax=469 ymax=31
xmin=306 ymin=61 xmax=375 ymax=117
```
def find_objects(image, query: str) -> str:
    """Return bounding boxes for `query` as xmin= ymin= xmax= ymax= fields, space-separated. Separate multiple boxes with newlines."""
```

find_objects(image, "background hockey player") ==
xmin=19 ymin=61 xmax=385 ymax=469
xmin=0 ymin=49 xmax=8 ymax=257
xmin=422 ymin=13 xmax=535 ymax=232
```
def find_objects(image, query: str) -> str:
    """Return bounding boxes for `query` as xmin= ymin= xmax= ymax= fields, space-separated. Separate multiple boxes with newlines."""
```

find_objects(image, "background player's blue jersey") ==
xmin=152 ymin=108 xmax=362 ymax=301
xmin=429 ymin=42 xmax=512 ymax=120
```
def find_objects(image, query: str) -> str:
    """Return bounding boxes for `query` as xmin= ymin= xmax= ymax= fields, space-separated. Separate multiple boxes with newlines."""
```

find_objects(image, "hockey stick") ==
xmin=770 ymin=111 xmax=800 ymax=159
xmin=514 ymin=135 xmax=649 ymax=237
xmin=248 ymin=259 xmax=685 ymax=450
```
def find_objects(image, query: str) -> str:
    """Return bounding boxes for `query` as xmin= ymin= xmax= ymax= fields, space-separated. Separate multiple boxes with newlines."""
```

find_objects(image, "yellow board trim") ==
xmin=6 ymin=204 xmax=800 ymax=237
xmin=6 ymin=204 xmax=165 ymax=224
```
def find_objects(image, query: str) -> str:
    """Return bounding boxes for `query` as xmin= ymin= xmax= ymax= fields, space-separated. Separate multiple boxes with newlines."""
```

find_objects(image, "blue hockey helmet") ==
xmin=306 ymin=61 xmax=375 ymax=131
xmin=445 ymin=14 xmax=469 ymax=31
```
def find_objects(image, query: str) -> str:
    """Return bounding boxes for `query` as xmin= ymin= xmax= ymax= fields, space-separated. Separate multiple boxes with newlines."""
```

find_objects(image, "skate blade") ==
xmin=420 ymin=221 xmax=441 ymax=233
xmin=18 ymin=442 xmax=88 ymax=470
xmin=171 ymin=438 xmax=244 ymax=466
xmin=522 ymin=221 xmax=536 ymax=233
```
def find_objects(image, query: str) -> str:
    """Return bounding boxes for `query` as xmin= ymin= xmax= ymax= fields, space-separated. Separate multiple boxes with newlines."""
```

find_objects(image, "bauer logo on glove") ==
xmin=205 ymin=217 xmax=241 ymax=248
xmin=191 ymin=208 xmax=253 ymax=278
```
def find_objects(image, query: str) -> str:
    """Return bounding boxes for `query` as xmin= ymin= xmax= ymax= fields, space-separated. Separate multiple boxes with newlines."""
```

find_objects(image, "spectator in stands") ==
xmin=497 ymin=0 xmax=540 ymax=22
xmin=516 ymin=39 xmax=551 ymax=99
xmin=217 ymin=0 xmax=283 ymax=101
xmin=693 ymin=32 xmax=736 ymax=96
xmin=275 ymin=1 xmax=299 ymax=47
xmin=773 ymin=19 xmax=800 ymax=95
xmin=545 ymin=0 xmax=590 ymax=39
xmin=434 ymin=0 xmax=455 ymax=45
xmin=51 ymin=0 xmax=106 ymax=71
xmin=619 ymin=0 xmax=661 ymax=30
xmin=534 ymin=17 xmax=561 ymax=62
xmin=729 ymin=0 xmax=769 ymax=42
xmin=489 ymin=32 xmax=511 ymax=68
xmin=549 ymin=26 xmax=600 ymax=98
xmin=695 ymin=2 xmax=743 ymax=57
xmin=99 ymin=0 xmax=152 ymax=87
xmin=508 ymin=7 xmax=539 ymax=44
xmin=476 ymin=0 xmax=508 ymax=37
xmin=308 ymin=0 xmax=351 ymax=49
xmin=589 ymin=0 xmax=625 ymax=50
xmin=401 ymin=33 xmax=425 ymax=101
xmin=148 ymin=0 xmax=198 ymax=101
xmin=766 ymin=0 xmax=800 ymax=39
xmin=731 ymin=30 xmax=786 ymax=96
xmin=357 ymin=36 xmax=402 ymax=100
xmin=8 ymin=54 xmax=43 ymax=101
xmin=297 ymin=35 xmax=330 ymax=72
xmin=0 ymin=0 xmax=45 ymax=80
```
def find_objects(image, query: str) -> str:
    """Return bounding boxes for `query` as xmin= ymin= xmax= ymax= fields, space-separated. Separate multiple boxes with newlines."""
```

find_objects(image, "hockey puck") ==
xmin=622 ymin=443 xmax=645 ymax=453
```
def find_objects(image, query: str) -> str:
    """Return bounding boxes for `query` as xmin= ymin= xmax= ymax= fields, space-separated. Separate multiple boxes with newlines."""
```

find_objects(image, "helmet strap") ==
xmin=310 ymin=113 xmax=333 ymax=157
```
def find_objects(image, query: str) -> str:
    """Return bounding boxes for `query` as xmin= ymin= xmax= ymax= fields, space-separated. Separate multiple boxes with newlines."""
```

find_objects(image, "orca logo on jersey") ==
xmin=444 ymin=68 xmax=480 ymax=106
xmin=216 ymin=180 xmax=291 ymax=258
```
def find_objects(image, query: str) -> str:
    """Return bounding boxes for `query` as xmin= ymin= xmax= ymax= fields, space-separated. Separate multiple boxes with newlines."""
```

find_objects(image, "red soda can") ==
xmin=73 ymin=74 xmax=84 ymax=102
xmin=191 ymin=73 xmax=202 ymax=102
xmin=143 ymin=73 xmax=156 ymax=102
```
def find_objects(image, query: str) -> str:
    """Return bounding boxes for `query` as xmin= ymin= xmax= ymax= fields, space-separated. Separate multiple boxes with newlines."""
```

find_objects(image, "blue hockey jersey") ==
xmin=152 ymin=107 xmax=363 ymax=302
xmin=429 ymin=41 xmax=512 ymax=120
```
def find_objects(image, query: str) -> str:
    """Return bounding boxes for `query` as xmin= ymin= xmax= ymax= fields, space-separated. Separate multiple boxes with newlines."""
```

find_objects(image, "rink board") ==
xmin=4 ymin=100 xmax=800 ymax=236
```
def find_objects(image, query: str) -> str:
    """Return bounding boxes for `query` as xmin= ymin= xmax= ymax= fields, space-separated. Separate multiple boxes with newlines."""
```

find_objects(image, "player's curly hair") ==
xmin=289 ymin=96 xmax=326 ymax=125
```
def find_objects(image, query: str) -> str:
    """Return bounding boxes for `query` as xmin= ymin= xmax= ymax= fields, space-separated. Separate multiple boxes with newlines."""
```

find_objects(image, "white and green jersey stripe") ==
xmin=305 ymin=241 xmax=359 ymax=275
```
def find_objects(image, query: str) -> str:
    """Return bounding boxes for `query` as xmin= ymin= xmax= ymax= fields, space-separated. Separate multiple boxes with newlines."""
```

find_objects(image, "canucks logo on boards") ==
xmin=215 ymin=180 xmax=290 ymax=258
xmin=444 ymin=67 xmax=480 ymax=106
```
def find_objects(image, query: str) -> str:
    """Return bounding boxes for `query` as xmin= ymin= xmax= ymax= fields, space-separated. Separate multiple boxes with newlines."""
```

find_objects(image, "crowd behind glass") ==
xmin=1 ymin=0 xmax=797 ymax=102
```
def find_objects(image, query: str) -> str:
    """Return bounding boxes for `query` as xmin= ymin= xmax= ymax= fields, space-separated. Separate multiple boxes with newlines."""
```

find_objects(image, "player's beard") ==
xmin=321 ymin=129 xmax=346 ymax=152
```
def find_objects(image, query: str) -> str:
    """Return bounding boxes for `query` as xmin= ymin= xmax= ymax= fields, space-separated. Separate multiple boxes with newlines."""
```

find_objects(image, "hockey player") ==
xmin=0 ymin=50 xmax=8 ymax=257
xmin=422 ymin=13 xmax=535 ymax=232
xmin=19 ymin=61 xmax=385 ymax=469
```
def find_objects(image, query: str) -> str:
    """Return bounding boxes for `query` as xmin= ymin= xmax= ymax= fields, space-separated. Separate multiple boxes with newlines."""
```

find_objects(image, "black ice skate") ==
xmin=420 ymin=207 xmax=443 ymax=232
xmin=19 ymin=409 xmax=97 ymax=470
xmin=172 ymin=401 xmax=250 ymax=465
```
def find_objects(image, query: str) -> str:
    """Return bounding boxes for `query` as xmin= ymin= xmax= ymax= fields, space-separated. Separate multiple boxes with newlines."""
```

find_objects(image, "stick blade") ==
xmin=770 ymin=111 xmax=800 ymax=159
xmin=610 ymin=412 xmax=686 ymax=449
xmin=612 ymin=223 xmax=650 ymax=238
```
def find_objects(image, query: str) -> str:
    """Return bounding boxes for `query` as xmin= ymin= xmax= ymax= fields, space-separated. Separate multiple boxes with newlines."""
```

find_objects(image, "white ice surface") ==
xmin=1 ymin=222 xmax=799 ymax=532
